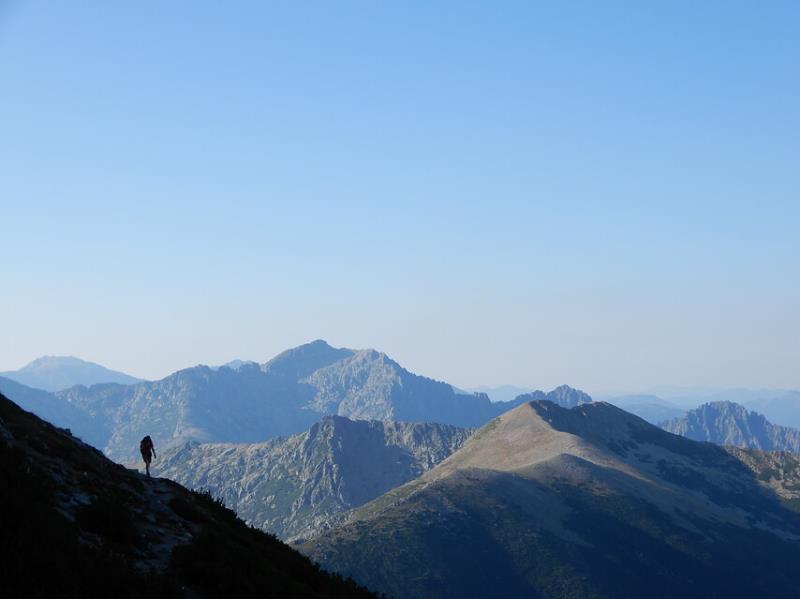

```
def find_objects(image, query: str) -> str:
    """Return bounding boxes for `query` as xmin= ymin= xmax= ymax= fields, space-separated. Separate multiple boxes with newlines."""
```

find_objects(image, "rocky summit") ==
xmin=298 ymin=400 xmax=800 ymax=599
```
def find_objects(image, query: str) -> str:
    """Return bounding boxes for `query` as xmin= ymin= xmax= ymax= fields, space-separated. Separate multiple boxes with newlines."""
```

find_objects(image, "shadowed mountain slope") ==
xmin=0 ymin=375 xmax=104 ymax=447
xmin=0 ymin=392 xmax=374 ymax=599
xmin=661 ymin=401 xmax=800 ymax=452
xmin=299 ymin=401 xmax=800 ymax=599
xmin=156 ymin=416 xmax=471 ymax=541
xmin=0 ymin=355 xmax=140 ymax=391
xmin=724 ymin=446 xmax=800 ymax=512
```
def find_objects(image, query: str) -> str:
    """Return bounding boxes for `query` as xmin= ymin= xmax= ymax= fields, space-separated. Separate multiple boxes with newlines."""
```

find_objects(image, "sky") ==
xmin=1 ymin=1 xmax=798 ymax=394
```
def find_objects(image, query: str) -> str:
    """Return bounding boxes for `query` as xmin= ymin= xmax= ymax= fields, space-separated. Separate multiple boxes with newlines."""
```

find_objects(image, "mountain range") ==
xmin=0 ymin=355 xmax=141 ymax=392
xmin=0 ymin=340 xmax=591 ymax=463
xmin=298 ymin=400 xmax=800 ymax=598
xmin=661 ymin=401 xmax=800 ymax=453
xmin=467 ymin=385 xmax=535 ymax=403
xmin=6 ymin=349 xmax=800 ymax=598
xmin=156 ymin=416 xmax=471 ymax=541
xmin=601 ymin=394 xmax=685 ymax=424
xmin=0 ymin=391 xmax=374 ymax=598
xmin=744 ymin=392 xmax=800 ymax=429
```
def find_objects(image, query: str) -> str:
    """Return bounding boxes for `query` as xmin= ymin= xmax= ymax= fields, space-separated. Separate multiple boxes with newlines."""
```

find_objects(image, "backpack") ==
xmin=140 ymin=436 xmax=152 ymax=452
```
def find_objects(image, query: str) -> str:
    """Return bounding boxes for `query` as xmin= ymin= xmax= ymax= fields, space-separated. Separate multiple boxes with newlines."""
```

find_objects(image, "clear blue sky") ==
xmin=1 ymin=1 xmax=798 ymax=393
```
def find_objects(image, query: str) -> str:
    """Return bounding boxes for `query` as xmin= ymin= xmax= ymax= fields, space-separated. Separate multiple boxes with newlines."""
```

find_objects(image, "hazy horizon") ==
xmin=2 ymin=344 xmax=798 ymax=399
xmin=2 ymin=2 xmax=798 ymax=393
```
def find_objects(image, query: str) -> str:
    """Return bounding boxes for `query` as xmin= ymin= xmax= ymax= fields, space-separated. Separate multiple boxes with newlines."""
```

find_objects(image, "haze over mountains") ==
xmin=602 ymin=390 xmax=800 ymax=430
xmin=0 ymin=340 xmax=591 ymax=463
xmin=0 ymin=356 xmax=141 ymax=392
xmin=300 ymin=400 xmax=800 ymax=598
xmin=744 ymin=392 xmax=800 ymax=429
xmin=157 ymin=417 xmax=471 ymax=541
xmin=4 ymin=341 xmax=800 ymax=598
xmin=601 ymin=394 xmax=686 ymax=424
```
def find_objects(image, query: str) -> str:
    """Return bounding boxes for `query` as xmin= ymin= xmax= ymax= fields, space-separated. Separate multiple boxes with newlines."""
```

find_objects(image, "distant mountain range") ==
xmin=744 ymin=392 xmax=800 ymax=429
xmin=661 ymin=401 xmax=800 ymax=453
xmin=157 ymin=416 xmax=471 ymax=541
xmin=603 ymin=394 xmax=686 ymax=424
xmin=467 ymin=385 xmax=535 ymax=403
xmin=211 ymin=359 xmax=257 ymax=371
xmin=298 ymin=400 xmax=800 ymax=598
xmin=0 ymin=391 xmax=374 ymax=598
xmin=0 ymin=340 xmax=592 ymax=462
xmin=603 ymin=390 xmax=800 ymax=430
xmin=0 ymin=356 xmax=141 ymax=392
xmin=649 ymin=386 xmax=800 ymax=408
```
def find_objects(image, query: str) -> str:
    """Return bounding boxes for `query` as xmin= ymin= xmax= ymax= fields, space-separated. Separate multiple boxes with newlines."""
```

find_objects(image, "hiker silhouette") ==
xmin=140 ymin=435 xmax=156 ymax=476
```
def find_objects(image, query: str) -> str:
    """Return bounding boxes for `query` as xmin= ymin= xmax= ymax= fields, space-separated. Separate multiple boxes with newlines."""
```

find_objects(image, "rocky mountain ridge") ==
xmin=156 ymin=416 xmax=472 ymax=540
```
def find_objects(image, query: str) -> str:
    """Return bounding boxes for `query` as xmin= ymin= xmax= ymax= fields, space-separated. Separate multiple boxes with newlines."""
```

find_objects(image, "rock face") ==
xmin=298 ymin=401 xmax=800 ymax=599
xmin=156 ymin=416 xmax=472 ymax=541
xmin=0 ymin=340 xmax=590 ymax=463
xmin=0 ymin=392 xmax=374 ymax=598
xmin=661 ymin=401 xmax=800 ymax=452
xmin=0 ymin=355 xmax=141 ymax=391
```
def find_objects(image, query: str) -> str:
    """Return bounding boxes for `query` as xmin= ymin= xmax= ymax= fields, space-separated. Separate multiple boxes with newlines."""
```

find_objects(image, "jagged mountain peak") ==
xmin=547 ymin=384 xmax=593 ymax=404
xmin=661 ymin=400 xmax=800 ymax=453
xmin=698 ymin=400 xmax=752 ymax=415
xmin=513 ymin=384 xmax=592 ymax=408
xmin=261 ymin=339 xmax=355 ymax=378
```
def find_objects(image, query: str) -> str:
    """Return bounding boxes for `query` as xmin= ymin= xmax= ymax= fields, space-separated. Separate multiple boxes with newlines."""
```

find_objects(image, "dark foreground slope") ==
xmin=0 ymin=393 xmax=374 ymax=599
xmin=299 ymin=401 xmax=800 ymax=599
xmin=157 ymin=416 xmax=472 ymax=541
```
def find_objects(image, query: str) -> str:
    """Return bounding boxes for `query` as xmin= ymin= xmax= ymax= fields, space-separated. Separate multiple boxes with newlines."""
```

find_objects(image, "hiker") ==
xmin=140 ymin=435 xmax=156 ymax=476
